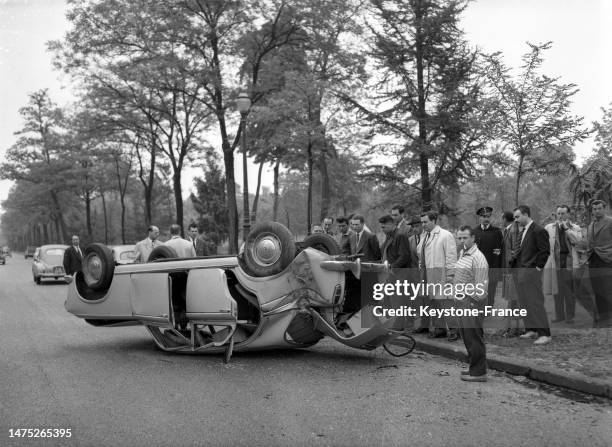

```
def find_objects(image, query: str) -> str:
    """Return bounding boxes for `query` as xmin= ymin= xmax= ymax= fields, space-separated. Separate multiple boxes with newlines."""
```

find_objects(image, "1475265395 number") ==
xmin=9 ymin=428 xmax=72 ymax=438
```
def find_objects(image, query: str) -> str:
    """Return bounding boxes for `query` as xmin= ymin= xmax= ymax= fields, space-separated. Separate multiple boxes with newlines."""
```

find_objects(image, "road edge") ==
xmin=413 ymin=335 xmax=612 ymax=400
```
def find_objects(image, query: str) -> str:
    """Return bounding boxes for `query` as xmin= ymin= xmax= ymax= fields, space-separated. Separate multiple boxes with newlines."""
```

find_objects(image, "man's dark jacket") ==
xmin=342 ymin=230 xmax=381 ymax=262
xmin=380 ymin=229 xmax=412 ymax=268
xmin=473 ymin=225 xmax=504 ymax=269
xmin=63 ymin=245 xmax=83 ymax=275
xmin=512 ymin=222 xmax=550 ymax=269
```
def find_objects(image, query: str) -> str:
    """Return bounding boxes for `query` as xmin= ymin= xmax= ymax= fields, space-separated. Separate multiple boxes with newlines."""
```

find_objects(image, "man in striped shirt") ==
xmin=455 ymin=225 xmax=489 ymax=382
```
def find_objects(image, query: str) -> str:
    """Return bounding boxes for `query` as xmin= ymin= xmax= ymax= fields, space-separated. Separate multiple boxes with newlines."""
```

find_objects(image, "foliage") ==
xmin=483 ymin=42 xmax=590 ymax=205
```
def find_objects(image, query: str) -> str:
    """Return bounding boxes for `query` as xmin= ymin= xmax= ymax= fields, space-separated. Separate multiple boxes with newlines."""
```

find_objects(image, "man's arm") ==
xmin=535 ymin=227 xmax=551 ymax=268
xmin=443 ymin=232 xmax=457 ymax=274
xmin=566 ymin=223 xmax=582 ymax=245
xmin=392 ymin=233 xmax=412 ymax=268
xmin=370 ymin=234 xmax=382 ymax=261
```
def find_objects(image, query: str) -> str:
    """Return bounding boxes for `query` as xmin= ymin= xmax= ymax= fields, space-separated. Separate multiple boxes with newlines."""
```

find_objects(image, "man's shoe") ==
xmin=460 ymin=369 xmax=470 ymax=375
xmin=447 ymin=331 xmax=459 ymax=342
xmin=460 ymin=374 xmax=487 ymax=382
xmin=412 ymin=327 xmax=429 ymax=334
xmin=519 ymin=330 xmax=538 ymax=339
xmin=533 ymin=336 xmax=552 ymax=345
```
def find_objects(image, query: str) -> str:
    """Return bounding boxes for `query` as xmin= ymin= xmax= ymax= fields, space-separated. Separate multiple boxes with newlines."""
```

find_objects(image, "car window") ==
xmin=119 ymin=250 xmax=137 ymax=261
xmin=44 ymin=248 xmax=65 ymax=257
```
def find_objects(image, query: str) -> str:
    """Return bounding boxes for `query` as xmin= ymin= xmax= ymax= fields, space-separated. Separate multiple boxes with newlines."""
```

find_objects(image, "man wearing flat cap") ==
xmin=473 ymin=206 xmax=504 ymax=306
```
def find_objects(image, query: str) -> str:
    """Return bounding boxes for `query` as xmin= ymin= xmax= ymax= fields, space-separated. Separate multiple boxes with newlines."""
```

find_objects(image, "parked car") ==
xmin=25 ymin=246 xmax=36 ymax=259
xmin=32 ymin=245 xmax=69 ymax=284
xmin=2 ymin=246 xmax=11 ymax=257
xmin=65 ymin=223 xmax=414 ymax=363
xmin=109 ymin=245 xmax=137 ymax=265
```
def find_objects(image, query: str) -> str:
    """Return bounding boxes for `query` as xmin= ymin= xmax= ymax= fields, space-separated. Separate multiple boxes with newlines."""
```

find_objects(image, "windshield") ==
xmin=41 ymin=248 xmax=65 ymax=264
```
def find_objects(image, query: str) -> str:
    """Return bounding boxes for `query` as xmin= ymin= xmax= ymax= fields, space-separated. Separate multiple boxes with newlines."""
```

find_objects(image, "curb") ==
xmin=413 ymin=336 xmax=612 ymax=400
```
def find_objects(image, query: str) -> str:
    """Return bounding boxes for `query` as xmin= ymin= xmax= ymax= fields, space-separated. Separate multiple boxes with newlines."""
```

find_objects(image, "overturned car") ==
xmin=65 ymin=222 xmax=414 ymax=362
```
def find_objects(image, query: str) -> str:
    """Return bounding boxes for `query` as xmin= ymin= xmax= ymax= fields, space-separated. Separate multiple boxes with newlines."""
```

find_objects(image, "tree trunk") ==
xmin=273 ymin=159 xmax=280 ymax=221
xmin=307 ymin=140 xmax=313 ymax=234
xmin=252 ymin=160 xmax=264 ymax=222
xmin=515 ymin=154 xmax=524 ymax=207
xmin=222 ymin=142 xmax=239 ymax=254
xmin=415 ymin=2 xmax=432 ymax=210
xmin=120 ymin=193 xmax=126 ymax=244
xmin=50 ymin=190 xmax=69 ymax=242
xmin=85 ymin=191 xmax=92 ymax=240
xmin=172 ymin=170 xmax=184 ymax=236
xmin=101 ymin=191 xmax=109 ymax=245
xmin=319 ymin=153 xmax=330 ymax=221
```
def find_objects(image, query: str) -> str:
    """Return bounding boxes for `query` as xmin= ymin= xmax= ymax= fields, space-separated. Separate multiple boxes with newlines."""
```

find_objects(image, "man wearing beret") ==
xmin=473 ymin=206 xmax=504 ymax=307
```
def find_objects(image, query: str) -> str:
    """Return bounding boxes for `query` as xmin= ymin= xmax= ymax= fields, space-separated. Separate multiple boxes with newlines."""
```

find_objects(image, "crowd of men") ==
xmin=312 ymin=200 xmax=612 ymax=382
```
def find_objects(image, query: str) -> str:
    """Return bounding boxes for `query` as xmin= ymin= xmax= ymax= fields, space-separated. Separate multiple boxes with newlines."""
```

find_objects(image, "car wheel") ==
xmin=147 ymin=246 xmax=178 ymax=262
xmin=82 ymin=243 xmax=115 ymax=291
xmin=286 ymin=312 xmax=324 ymax=346
xmin=238 ymin=222 xmax=296 ymax=277
xmin=35 ymin=276 xmax=41 ymax=285
xmin=301 ymin=233 xmax=341 ymax=255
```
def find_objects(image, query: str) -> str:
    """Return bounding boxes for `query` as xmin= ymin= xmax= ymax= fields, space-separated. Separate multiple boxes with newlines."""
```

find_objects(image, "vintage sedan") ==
xmin=65 ymin=223 xmax=415 ymax=362
xmin=33 ymin=245 xmax=69 ymax=284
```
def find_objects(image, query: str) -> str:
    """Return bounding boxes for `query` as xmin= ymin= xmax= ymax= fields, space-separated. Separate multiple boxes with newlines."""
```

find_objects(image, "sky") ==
xmin=1 ymin=0 xmax=611 ymax=212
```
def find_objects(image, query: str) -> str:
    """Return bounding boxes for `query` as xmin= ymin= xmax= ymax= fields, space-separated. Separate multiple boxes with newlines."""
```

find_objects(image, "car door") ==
xmin=129 ymin=272 xmax=172 ymax=325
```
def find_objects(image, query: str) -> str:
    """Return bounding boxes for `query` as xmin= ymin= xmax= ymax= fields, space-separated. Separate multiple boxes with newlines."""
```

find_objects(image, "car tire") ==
xmin=286 ymin=312 xmax=324 ymax=346
xmin=35 ymin=276 xmax=41 ymax=285
xmin=301 ymin=233 xmax=341 ymax=255
xmin=82 ymin=243 xmax=115 ymax=291
xmin=238 ymin=222 xmax=296 ymax=277
xmin=148 ymin=246 xmax=178 ymax=262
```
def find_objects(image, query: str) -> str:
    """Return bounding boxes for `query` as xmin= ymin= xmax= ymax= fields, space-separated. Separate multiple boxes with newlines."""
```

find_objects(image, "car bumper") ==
xmin=37 ymin=271 xmax=67 ymax=278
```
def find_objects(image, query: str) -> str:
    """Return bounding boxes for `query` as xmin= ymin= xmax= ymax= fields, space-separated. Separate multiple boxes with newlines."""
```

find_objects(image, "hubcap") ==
xmin=84 ymin=253 xmax=103 ymax=285
xmin=250 ymin=233 xmax=282 ymax=267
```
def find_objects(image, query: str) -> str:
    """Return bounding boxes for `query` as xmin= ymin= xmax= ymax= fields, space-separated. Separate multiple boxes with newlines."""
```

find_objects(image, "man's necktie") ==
xmin=518 ymin=227 xmax=525 ymax=247
xmin=192 ymin=239 xmax=196 ymax=250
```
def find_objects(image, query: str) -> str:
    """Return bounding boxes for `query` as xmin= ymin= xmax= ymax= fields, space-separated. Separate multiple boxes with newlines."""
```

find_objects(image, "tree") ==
xmin=1 ymin=90 xmax=72 ymax=242
xmin=342 ymin=0 xmax=490 ymax=210
xmin=569 ymin=103 xmax=612 ymax=214
xmin=190 ymin=152 xmax=229 ymax=243
xmin=483 ymin=42 xmax=590 ymax=205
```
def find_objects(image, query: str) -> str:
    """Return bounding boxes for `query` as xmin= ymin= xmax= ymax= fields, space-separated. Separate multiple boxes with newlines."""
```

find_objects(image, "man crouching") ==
xmin=455 ymin=225 xmax=489 ymax=382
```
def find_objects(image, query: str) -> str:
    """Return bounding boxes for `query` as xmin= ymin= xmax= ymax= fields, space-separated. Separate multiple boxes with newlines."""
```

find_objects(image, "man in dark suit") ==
xmin=188 ymin=223 xmax=209 ymax=256
xmin=511 ymin=205 xmax=552 ymax=345
xmin=473 ymin=206 xmax=504 ymax=306
xmin=342 ymin=214 xmax=381 ymax=261
xmin=379 ymin=215 xmax=412 ymax=268
xmin=63 ymin=235 xmax=83 ymax=276
xmin=587 ymin=200 xmax=612 ymax=326
xmin=340 ymin=214 xmax=381 ymax=316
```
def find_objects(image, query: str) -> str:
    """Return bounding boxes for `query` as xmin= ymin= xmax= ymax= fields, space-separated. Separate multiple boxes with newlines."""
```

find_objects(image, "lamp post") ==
xmin=236 ymin=91 xmax=251 ymax=240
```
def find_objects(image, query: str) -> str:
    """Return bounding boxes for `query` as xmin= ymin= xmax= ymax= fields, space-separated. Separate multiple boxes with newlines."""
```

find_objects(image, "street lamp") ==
xmin=237 ymin=91 xmax=251 ymax=240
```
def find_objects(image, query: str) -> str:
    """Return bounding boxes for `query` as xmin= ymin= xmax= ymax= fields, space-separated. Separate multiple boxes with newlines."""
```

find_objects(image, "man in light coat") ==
xmin=165 ymin=224 xmax=196 ymax=258
xmin=417 ymin=211 xmax=457 ymax=339
xmin=543 ymin=205 xmax=582 ymax=324
xmin=134 ymin=226 xmax=160 ymax=263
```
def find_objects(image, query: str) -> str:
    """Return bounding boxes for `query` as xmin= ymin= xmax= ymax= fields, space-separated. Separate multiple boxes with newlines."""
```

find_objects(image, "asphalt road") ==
xmin=1 ymin=255 xmax=611 ymax=447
